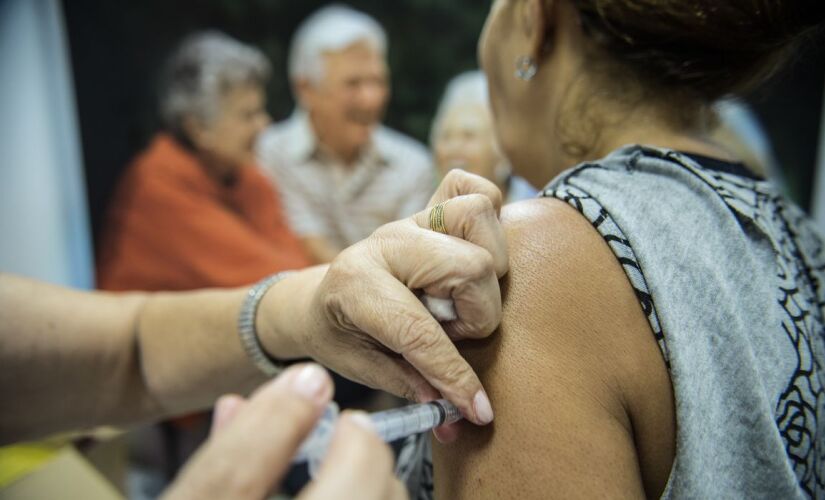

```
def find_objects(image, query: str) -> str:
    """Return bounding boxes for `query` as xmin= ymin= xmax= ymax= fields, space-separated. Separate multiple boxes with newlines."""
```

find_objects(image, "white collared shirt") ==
xmin=257 ymin=111 xmax=435 ymax=249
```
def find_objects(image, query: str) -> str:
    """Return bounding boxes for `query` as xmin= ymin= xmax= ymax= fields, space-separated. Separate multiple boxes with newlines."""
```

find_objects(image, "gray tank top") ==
xmin=547 ymin=145 xmax=825 ymax=498
xmin=402 ymin=145 xmax=825 ymax=498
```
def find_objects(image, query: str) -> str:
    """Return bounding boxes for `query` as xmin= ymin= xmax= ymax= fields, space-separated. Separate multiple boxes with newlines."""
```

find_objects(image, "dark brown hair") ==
xmin=569 ymin=0 xmax=825 ymax=101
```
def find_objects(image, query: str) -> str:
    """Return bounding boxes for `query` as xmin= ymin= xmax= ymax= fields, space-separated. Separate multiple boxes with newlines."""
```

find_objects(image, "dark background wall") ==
xmin=63 ymin=0 xmax=824 ymax=242
xmin=748 ymin=37 xmax=825 ymax=208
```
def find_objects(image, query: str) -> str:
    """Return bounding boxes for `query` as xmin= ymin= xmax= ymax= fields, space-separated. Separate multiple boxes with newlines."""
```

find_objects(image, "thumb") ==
xmin=164 ymin=364 xmax=333 ymax=499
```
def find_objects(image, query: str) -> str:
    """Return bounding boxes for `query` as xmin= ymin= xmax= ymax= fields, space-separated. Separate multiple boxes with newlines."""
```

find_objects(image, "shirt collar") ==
xmin=286 ymin=109 xmax=389 ymax=168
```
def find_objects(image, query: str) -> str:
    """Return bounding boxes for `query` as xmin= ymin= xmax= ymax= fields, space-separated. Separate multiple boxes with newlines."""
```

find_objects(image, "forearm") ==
xmin=134 ymin=288 xmax=264 ymax=416
xmin=0 ymin=274 xmax=155 ymax=443
xmin=0 ymin=271 xmax=321 ymax=445
xmin=130 ymin=268 xmax=329 ymax=420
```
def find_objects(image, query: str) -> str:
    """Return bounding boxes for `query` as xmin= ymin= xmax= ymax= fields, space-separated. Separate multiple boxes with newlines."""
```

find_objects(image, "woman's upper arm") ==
xmin=433 ymin=198 xmax=674 ymax=499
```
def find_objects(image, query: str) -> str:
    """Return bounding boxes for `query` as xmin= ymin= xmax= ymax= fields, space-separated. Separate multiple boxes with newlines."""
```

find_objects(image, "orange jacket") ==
xmin=97 ymin=134 xmax=312 ymax=291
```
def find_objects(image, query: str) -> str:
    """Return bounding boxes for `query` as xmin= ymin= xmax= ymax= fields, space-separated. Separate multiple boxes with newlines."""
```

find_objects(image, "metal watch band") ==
xmin=238 ymin=271 xmax=295 ymax=377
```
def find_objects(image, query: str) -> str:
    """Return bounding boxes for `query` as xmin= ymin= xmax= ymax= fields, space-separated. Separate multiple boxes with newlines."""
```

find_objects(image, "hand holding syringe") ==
xmin=293 ymin=399 xmax=463 ymax=477
xmin=293 ymin=297 xmax=464 ymax=477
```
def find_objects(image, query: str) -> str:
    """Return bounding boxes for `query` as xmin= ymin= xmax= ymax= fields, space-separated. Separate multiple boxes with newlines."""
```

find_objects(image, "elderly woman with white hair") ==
xmin=98 ymin=31 xmax=311 ymax=292
xmin=431 ymin=71 xmax=536 ymax=204
xmin=96 ymin=30 xmax=313 ymax=494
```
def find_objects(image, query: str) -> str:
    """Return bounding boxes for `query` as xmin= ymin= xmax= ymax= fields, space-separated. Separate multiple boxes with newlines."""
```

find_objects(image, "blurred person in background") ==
xmin=95 ymin=31 xmax=312 ymax=498
xmin=431 ymin=71 xmax=536 ymax=204
xmin=257 ymin=4 xmax=434 ymax=265
xmin=257 ymin=6 xmax=436 ymax=458
xmin=97 ymin=31 xmax=311 ymax=291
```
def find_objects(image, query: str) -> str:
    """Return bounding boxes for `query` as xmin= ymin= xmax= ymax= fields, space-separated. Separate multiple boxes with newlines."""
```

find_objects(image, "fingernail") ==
xmin=344 ymin=411 xmax=376 ymax=434
xmin=473 ymin=390 xmax=494 ymax=425
xmin=289 ymin=364 xmax=329 ymax=406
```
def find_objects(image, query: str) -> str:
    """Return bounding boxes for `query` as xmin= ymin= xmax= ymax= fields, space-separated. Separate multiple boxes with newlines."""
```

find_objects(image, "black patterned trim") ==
xmin=543 ymin=183 xmax=670 ymax=366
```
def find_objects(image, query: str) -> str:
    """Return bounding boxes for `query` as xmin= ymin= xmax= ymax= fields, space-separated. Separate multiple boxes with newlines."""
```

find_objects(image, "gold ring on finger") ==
xmin=429 ymin=201 xmax=449 ymax=234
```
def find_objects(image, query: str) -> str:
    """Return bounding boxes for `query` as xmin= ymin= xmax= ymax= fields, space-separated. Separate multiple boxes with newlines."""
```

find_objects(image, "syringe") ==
xmin=293 ymin=399 xmax=463 ymax=476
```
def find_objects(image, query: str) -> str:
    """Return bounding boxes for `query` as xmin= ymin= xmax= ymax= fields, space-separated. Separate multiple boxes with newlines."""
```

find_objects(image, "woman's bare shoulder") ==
xmin=433 ymin=197 xmax=674 ymax=499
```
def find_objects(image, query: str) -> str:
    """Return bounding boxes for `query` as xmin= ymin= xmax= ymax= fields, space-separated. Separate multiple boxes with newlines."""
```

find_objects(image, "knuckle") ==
xmin=417 ymin=344 xmax=469 ymax=388
xmin=325 ymin=246 xmax=364 ymax=288
xmin=451 ymin=171 xmax=502 ymax=207
xmin=370 ymin=220 xmax=397 ymax=240
xmin=452 ymin=319 xmax=488 ymax=340
xmin=443 ymin=168 xmax=467 ymax=187
xmin=371 ymin=220 xmax=413 ymax=254
xmin=370 ymin=220 xmax=409 ymax=241
xmin=454 ymin=194 xmax=498 ymax=244
xmin=459 ymin=281 xmax=502 ymax=336
xmin=398 ymin=316 xmax=441 ymax=355
xmin=466 ymin=192 xmax=495 ymax=215
xmin=445 ymin=357 xmax=474 ymax=386
xmin=319 ymin=285 xmax=353 ymax=335
xmin=429 ymin=359 xmax=473 ymax=396
xmin=464 ymin=249 xmax=495 ymax=279
xmin=320 ymin=260 xmax=371 ymax=332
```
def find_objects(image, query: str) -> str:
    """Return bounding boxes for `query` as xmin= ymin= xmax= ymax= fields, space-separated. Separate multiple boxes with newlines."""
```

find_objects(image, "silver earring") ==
xmin=514 ymin=55 xmax=537 ymax=81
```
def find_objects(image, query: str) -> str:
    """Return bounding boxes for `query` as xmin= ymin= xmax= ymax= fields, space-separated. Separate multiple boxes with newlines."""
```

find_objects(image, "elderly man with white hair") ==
xmin=257 ymin=4 xmax=434 ymax=264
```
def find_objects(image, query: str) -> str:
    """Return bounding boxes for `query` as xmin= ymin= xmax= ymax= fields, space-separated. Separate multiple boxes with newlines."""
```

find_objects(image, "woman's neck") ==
xmin=597 ymin=123 xmax=737 ymax=164
xmin=558 ymin=101 xmax=736 ymax=172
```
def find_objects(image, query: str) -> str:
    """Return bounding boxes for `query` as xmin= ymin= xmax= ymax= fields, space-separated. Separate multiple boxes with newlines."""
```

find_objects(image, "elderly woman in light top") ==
xmin=431 ymin=71 xmax=536 ymax=204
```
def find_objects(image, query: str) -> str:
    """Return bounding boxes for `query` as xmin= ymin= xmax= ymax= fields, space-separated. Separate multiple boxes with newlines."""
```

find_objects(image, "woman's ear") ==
xmin=523 ymin=0 xmax=553 ymax=61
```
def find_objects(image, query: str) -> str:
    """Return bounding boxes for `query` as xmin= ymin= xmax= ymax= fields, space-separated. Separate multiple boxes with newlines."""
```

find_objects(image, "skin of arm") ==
xmin=0 ymin=269 xmax=326 ymax=445
xmin=433 ymin=198 xmax=676 ymax=498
